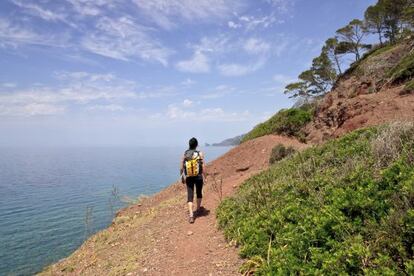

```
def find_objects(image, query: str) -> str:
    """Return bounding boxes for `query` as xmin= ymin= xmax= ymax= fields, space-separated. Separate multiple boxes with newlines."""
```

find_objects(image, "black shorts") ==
xmin=186 ymin=176 xmax=203 ymax=203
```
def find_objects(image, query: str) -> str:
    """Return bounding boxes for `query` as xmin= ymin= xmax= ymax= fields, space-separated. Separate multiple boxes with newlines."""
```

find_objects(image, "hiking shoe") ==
xmin=189 ymin=216 xmax=195 ymax=224
xmin=194 ymin=206 xmax=205 ymax=217
xmin=193 ymin=209 xmax=199 ymax=217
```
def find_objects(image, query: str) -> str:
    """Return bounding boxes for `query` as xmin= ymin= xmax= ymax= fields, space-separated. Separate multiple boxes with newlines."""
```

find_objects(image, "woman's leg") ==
xmin=195 ymin=178 xmax=203 ymax=210
xmin=186 ymin=179 xmax=195 ymax=219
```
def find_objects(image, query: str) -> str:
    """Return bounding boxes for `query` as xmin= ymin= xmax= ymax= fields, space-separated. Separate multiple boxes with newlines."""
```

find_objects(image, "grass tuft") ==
xmin=269 ymin=144 xmax=296 ymax=165
xmin=388 ymin=51 xmax=414 ymax=84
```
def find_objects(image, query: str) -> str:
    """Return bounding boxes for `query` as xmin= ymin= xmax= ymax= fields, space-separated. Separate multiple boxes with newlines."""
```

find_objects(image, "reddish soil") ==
xmin=305 ymin=41 xmax=414 ymax=143
xmin=41 ymin=135 xmax=307 ymax=276
xmin=306 ymin=85 xmax=414 ymax=143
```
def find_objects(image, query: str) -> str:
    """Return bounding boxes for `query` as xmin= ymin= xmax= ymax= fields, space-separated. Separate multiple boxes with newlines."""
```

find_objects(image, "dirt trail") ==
xmin=41 ymin=135 xmax=307 ymax=276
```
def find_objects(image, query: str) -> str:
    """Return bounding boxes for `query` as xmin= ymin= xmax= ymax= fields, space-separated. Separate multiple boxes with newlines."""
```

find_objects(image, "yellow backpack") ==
xmin=184 ymin=150 xmax=201 ymax=177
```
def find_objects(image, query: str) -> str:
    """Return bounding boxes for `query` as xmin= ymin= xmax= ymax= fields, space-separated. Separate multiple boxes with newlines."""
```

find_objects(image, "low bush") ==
xmin=241 ymin=104 xmax=313 ymax=143
xmin=341 ymin=43 xmax=396 ymax=79
xmin=389 ymin=51 xmax=414 ymax=84
xmin=217 ymin=123 xmax=414 ymax=275
xmin=269 ymin=144 xmax=296 ymax=164
xmin=401 ymin=79 xmax=414 ymax=95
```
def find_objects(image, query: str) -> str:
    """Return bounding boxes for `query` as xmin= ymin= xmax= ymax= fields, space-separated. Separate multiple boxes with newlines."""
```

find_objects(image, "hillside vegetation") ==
xmin=242 ymin=0 xmax=414 ymax=145
xmin=243 ymin=38 xmax=414 ymax=146
xmin=241 ymin=104 xmax=314 ymax=143
xmin=343 ymin=39 xmax=414 ymax=92
xmin=217 ymin=123 xmax=414 ymax=274
xmin=284 ymin=0 xmax=414 ymax=99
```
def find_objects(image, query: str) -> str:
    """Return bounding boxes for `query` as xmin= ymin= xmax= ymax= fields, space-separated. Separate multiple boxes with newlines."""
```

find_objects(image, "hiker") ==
xmin=180 ymin=137 xmax=206 ymax=223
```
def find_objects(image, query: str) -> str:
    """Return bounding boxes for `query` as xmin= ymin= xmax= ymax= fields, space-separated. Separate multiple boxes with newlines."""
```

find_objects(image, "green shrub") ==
xmin=401 ymin=79 xmax=414 ymax=95
xmin=241 ymin=105 xmax=313 ymax=143
xmin=341 ymin=43 xmax=396 ymax=78
xmin=269 ymin=144 xmax=296 ymax=164
xmin=217 ymin=123 xmax=414 ymax=275
xmin=389 ymin=51 xmax=414 ymax=84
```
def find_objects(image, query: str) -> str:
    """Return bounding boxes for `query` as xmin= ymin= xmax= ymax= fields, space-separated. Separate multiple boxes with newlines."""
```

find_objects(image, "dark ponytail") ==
xmin=189 ymin=137 xmax=198 ymax=150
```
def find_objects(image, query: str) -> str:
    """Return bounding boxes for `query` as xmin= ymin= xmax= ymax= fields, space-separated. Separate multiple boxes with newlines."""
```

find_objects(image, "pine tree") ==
xmin=336 ymin=19 xmax=368 ymax=61
xmin=324 ymin=38 xmax=343 ymax=75
xmin=379 ymin=0 xmax=410 ymax=43
xmin=284 ymin=50 xmax=336 ymax=98
xmin=402 ymin=0 xmax=414 ymax=28
xmin=365 ymin=5 xmax=386 ymax=45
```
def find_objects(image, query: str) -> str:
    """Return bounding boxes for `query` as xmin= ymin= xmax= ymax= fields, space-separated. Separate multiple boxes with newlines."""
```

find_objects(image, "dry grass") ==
xmin=269 ymin=144 xmax=296 ymax=164
xmin=209 ymin=174 xmax=224 ymax=202
xmin=371 ymin=122 xmax=414 ymax=168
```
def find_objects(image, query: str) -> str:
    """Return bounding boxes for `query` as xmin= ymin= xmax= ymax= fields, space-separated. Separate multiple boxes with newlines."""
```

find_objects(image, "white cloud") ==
xmin=228 ymin=21 xmax=241 ymax=29
xmin=137 ymin=85 xmax=178 ymax=99
xmin=87 ymin=104 xmax=125 ymax=112
xmin=2 ymin=1 xmax=173 ymax=66
xmin=0 ymin=72 xmax=146 ymax=116
xmin=201 ymin=85 xmax=235 ymax=99
xmin=0 ymin=72 xmax=178 ymax=117
xmin=268 ymin=74 xmax=297 ymax=94
xmin=176 ymin=51 xmax=210 ymax=73
xmin=0 ymin=103 xmax=65 ymax=116
xmin=0 ymin=18 xmax=68 ymax=48
xmin=11 ymin=0 xmax=68 ymax=23
xmin=229 ymin=13 xmax=286 ymax=31
xmin=241 ymin=14 xmax=279 ymax=30
xmin=81 ymin=16 xmax=172 ymax=65
xmin=66 ymin=0 xmax=118 ymax=17
xmin=273 ymin=74 xmax=296 ymax=84
xmin=244 ymin=38 xmax=271 ymax=55
xmin=181 ymin=78 xmax=196 ymax=86
xmin=272 ymin=38 xmax=290 ymax=57
xmin=218 ymin=59 xmax=265 ymax=77
xmin=193 ymin=35 xmax=232 ymax=54
xmin=265 ymin=0 xmax=295 ymax=14
xmin=178 ymin=34 xmax=279 ymax=76
xmin=1 ymin=83 xmax=17 ymax=88
xmin=176 ymin=35 xmax=229 ymax=74
xmin=133 ymin=0 xmax=243 ymax=29
xmin=228 ymin=0 xmax=294 ymax=32
xmin=182 ymin=99 xmax=193 ymax=107
xmin=218 ymin=64 xmax=251 ymax=77
xmin=55 ymin=71 xmax=116 ymax=82
xmin=176 ymin=34 xmax=272 ymax=75
xmin=166 ymin=104 xmax=250 ymax=122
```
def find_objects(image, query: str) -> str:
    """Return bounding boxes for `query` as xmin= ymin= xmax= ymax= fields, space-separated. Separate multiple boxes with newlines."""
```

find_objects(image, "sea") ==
xmin=0 ymin=146 xmax=231 ymax=276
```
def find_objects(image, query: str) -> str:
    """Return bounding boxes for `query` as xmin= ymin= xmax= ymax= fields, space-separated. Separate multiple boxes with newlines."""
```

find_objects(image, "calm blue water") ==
xmin=0 ymin=146 xmax=230 ymax=276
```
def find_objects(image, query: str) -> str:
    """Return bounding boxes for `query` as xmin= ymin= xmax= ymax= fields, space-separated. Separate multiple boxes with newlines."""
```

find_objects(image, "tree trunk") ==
xmin=355 ymin=47 xmax=360 ymax=61
xmin=334 ymin=55 xmax=342 ymax=75
xmin=377 ymin=28 xmax=383 ymax=45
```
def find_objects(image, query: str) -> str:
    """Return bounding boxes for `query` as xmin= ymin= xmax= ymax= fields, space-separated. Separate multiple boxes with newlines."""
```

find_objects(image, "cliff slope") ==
xmin=305 ymin=40 xmax=414 ymax=143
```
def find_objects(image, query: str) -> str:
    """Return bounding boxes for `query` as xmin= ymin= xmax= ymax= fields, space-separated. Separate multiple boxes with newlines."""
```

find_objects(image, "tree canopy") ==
xmin=284 ymin=50 xmax=336 ymax=98
xmin=284 ymin=0 xmax=414 ymax=99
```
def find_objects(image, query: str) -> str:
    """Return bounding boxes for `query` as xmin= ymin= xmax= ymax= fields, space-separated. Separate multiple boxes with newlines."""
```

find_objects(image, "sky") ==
xmin=0 ymin=0 xmax=377 ymax=147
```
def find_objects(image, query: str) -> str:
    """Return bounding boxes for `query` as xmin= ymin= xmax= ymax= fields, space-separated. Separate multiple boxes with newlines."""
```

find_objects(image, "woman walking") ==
xmin=180 ymin=137 xmax=206 ymax=223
